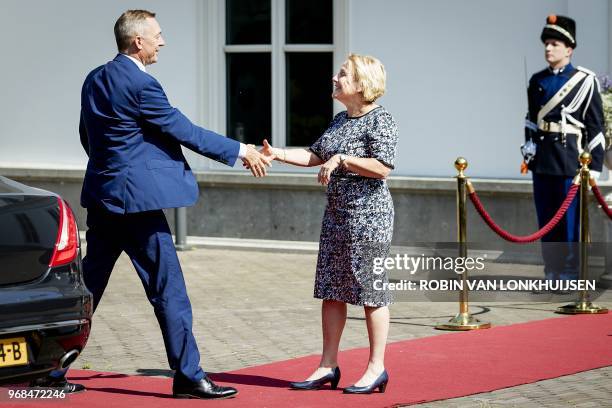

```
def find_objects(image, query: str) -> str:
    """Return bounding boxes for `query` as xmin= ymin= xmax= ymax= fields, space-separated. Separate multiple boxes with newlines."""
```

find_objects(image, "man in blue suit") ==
xmin=33 ymin=9 xmax=270 ymax=399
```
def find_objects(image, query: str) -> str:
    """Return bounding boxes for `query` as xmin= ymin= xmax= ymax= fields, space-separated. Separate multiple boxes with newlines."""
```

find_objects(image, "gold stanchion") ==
xmin=556 ymin=152 xmax=608 ymax=314
xmin=436 ymin=158 xmax=491 ymax=330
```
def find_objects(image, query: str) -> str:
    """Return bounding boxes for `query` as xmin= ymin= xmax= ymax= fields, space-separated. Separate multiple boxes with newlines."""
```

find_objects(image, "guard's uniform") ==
xmin=526 ymin=64 xmax=604 ymax=176
xmin=524 ymin=15 xmax=605 ymax=280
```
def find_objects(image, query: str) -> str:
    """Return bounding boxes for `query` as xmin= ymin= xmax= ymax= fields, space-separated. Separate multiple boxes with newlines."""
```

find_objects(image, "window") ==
xmin=286 ymin=52 xmax=333 ymax=146
xmin=224 ymin=0 xmax=336 ymax=147
xmin=226 ymin=53 xmax=272 ymax=146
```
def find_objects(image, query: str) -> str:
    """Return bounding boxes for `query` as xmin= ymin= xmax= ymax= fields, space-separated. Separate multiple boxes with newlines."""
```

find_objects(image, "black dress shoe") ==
xmin=343 ymin=370 xmax=388 ymax=394
xmin=290 ymin=366 xmax=340 ymax=390
xmin=173 ymin=376 xmax=238 ymax=399
xmin=29 ymin=376 xmax=86 ymax=394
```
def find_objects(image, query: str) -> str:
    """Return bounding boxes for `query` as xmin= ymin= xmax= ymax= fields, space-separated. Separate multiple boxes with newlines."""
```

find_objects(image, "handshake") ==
xmin=240 ymin=140 xmax=278 ymax=178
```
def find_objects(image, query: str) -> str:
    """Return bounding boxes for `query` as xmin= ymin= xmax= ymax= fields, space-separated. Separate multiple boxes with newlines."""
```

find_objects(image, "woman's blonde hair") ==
xmin=347 ymin=53 xmax=386 ymax=102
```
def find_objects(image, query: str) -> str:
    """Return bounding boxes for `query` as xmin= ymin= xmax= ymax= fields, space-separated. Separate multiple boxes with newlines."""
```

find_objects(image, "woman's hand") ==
xmin=260 ymin=139 xmax=278 ymax=161
xmin=318 ymin=155 xmax=341 ymax=185
xmin=243 ymin=140 xmax=278 ymax=170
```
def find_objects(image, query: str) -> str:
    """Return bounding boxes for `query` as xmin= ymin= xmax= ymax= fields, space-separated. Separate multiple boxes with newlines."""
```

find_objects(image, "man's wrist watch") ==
xmin=339 ymin=154 xmax=348 ymax=167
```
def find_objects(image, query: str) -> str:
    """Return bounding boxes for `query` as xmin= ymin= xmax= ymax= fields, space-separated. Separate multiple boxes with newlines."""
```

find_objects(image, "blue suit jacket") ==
xmin=80 ymin=54 xmax=240 ymax=214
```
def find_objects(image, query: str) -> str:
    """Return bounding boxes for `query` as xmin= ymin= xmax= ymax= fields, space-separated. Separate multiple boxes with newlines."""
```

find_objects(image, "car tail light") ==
xmin=49 ymin=197 xmax=79 ymax=267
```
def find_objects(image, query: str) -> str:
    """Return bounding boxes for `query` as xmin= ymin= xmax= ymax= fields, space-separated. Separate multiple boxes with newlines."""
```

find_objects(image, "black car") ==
xmin=0 ymin=176 xmax=92 ymax=384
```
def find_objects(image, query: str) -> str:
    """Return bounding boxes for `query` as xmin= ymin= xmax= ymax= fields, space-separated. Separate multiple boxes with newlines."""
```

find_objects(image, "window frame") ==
xmin=197 ymin=0 xmax=349 ymax=170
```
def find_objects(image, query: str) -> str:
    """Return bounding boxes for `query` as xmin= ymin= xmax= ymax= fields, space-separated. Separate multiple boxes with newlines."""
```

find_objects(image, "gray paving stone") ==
xmin=75 ymin=247 xmax=612 ymax=406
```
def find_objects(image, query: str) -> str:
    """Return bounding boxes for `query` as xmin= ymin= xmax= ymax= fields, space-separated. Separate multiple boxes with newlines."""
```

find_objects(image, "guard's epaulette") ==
xmin=577 ymin=66 xmax=595 ymax=76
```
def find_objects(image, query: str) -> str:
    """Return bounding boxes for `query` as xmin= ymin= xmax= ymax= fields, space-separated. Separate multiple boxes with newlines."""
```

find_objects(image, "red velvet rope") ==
xmin=468 ymin=183 xmax=579 ymax=243
xmin=590 ymin=183 xmax=612 ymax=220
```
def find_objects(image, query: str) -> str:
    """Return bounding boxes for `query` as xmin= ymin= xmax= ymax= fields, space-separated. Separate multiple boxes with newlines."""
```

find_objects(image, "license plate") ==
xmin=0 ymin=337 xmax=28 ymax=367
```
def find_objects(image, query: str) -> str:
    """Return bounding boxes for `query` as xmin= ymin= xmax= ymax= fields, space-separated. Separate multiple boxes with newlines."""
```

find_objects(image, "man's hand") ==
xmin=242 ymin=144 xmax=272 ymax=177
xmin=318 ymin=155 xmax=341 ymax=185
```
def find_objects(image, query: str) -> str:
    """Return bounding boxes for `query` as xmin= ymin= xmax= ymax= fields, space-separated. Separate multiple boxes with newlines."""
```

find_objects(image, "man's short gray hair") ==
xmin=114 ymin=10 xmax=156 ymax=52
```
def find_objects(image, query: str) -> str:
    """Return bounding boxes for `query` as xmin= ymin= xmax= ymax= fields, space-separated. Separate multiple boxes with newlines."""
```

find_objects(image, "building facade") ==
xmin=1 ymin=0 xmax=611 ymax=244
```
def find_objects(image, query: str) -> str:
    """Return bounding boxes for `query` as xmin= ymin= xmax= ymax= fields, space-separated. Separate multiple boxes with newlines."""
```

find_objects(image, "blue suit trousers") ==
xmin=532 ymin=173 xmax=579 ymax=280
xmin=81 ymin=206 xmax=204 ymax=382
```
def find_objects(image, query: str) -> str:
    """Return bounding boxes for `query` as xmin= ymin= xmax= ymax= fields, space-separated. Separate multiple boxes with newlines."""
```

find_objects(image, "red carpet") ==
xmin=2 ymin=314 xmax=611 ymax=407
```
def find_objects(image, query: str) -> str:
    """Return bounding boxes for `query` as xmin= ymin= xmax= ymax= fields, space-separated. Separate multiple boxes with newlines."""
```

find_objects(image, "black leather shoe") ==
xmin=343 ymin=370 xmax=388 ymax=394
xmin=290 ymin=366 xmax=340 ymax=390
xmin=173 ymin=376 xmax=238 ymax=399
xmin=29 ymin=376 xmax=86 ymax=394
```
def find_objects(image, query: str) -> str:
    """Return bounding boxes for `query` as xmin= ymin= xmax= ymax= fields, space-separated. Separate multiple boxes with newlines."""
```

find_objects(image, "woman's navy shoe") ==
xmin=289 ymin=366 xmax=341 ymax=390
xmin=343 ymin=370 xmax=388 ymax=394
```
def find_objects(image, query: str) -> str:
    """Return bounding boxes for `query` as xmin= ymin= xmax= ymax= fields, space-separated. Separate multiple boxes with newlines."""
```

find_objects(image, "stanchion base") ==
xmin=175 ymin=244 xmax=192 ymax=252
xmin=555 ymin=302 xmax=609 ymax=314
xmin=435 ymin=312 xmax=491 ymax=331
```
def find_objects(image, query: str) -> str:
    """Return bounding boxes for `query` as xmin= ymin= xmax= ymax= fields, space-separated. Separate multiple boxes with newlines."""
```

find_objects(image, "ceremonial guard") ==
xmin=522 ymin=15 xmax=605 ymax=281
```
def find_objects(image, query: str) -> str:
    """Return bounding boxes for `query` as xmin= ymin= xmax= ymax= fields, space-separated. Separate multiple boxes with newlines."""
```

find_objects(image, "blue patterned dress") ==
xmin=309 ymin=106 xmax=398 ymax=306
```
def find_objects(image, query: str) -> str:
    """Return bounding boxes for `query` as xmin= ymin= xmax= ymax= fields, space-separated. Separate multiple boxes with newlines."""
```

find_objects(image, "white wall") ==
xmin=350 ymin=0 xmax=609 ymax=178
xmin=0 ymin=0 xmax=609 ymax=179
xmin=0 ymin=0 xmax=200 ymax=168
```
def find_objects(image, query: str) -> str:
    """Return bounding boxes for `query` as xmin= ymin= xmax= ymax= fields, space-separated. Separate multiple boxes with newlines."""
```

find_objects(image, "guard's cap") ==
xmin=541 ymin=14 xmax=576 ymax=48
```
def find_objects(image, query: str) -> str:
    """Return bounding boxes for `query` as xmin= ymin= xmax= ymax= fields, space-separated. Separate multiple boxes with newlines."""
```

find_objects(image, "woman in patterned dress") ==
xmin=259 ymin=54 xmax=398 ymax=394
